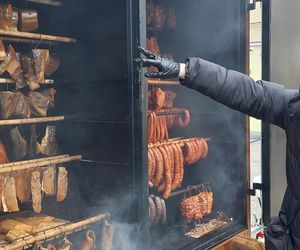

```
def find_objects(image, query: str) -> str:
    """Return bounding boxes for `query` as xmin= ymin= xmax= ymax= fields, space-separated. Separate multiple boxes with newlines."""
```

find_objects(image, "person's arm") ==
xmin=137 ymin=47 xmax=295 ymax=129
xmin=180 ymin=57 xmax=288 ymax=128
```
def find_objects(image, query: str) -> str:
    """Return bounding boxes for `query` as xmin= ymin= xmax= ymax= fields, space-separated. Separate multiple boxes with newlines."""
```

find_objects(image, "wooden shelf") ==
xmin=0 ymin=116 xmax=64 ymax=126
xmin=27 ymin=0 xmax=62 ymax=6
xmin=0 ymin=29 xmax=75 ymax=44
xmin=1 ymin=212 xmax=109 ymax=250
xmin=0 ymin=78 xmax=54 ymax=85
xmin=148 ymin=79 xmax=179 ymax=85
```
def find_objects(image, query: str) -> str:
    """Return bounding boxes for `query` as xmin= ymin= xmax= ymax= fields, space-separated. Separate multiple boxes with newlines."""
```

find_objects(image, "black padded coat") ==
xmin=181 ymin=57 xmax=300 ymax=249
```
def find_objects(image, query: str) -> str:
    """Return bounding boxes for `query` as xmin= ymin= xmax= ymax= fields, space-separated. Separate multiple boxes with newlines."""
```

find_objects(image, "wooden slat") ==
xmin=27 ymin=0 xmax=62 ymax=6
xmin=0 ymin=155 xmax=82 ymax=173
xmin=0 ymin=78 xmax=54 ymax=84
xmin=1 ymin=155 xmax=69 ymax=168
xmin=0 ymin=29 xmax=75 ymax=43
xmin=148 ymin=79 xmax=180 ymax=85
xmin=0 ymin=116 xmax=64 ymax=126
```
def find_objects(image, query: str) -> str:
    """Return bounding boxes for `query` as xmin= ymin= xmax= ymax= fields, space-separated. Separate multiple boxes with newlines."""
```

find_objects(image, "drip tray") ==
xmin=156 ymin=222 xmax=246 ymax=250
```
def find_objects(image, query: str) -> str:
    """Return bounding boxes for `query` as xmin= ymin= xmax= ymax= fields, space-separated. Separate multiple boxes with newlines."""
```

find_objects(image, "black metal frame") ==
xmin=261 ymin=0 xmax=271 ymax=224
xmin=127 ymin=0 xmax=149 ymax=248
xmin=129 ymin=0 xmax=251 ymax=248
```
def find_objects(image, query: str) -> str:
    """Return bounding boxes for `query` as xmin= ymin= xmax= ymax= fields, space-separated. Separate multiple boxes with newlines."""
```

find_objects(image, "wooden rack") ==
xmin=0 ymin=116 xmax=65 ymax=126
xmin=2 ymin=213 xmax=110 ymax=250
xmin=151 ymin=109 xmax=185 ymax=116
xmin=0 ymin=78 xmax=54 ymax=85
xmin=0 ymin=155 xmax=82 ymax=174
xmin=148 ymin=79 xmax=179 ymax=85
xmin=0 ymin=29 xmax=75 ymax=44
xmin=148 ymin=137 xmax=210 ymax=148
xmin=169 ymin=183 xmax=211 ymax=198
xmin=1 ymin=154 xmax=68 ymax=168
xmin=27 ymin=0 xmax=62 ymax=6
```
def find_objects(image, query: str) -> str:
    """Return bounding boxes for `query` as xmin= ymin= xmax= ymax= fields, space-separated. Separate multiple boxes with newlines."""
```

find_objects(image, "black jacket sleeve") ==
xmin=180 ymin=57 xmax=294 ymax=129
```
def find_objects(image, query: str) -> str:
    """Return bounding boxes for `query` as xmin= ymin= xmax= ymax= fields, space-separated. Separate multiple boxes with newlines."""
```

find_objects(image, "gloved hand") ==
xmin=136 ymin=46 xmax=181 ymax=79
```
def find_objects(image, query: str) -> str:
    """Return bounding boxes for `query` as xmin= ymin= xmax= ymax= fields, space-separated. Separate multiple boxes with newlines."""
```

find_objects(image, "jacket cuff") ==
xmin=179 ymin=58 xmax=190 ymax=85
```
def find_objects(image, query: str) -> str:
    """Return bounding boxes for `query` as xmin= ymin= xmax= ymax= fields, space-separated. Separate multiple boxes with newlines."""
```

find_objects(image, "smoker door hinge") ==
xmin=248 ymin=183 xmax=264 ymax=196
xmin=247 ymin=0 xmax=262 ymax=12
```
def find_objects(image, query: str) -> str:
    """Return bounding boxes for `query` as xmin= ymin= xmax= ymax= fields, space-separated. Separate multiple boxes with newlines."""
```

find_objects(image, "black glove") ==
xmin=136 ymin=46 xmax=180 ymax=79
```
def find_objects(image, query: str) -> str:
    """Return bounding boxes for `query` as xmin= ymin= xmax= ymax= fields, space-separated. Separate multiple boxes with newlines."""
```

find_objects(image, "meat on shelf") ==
xmin=148 ymin=138 xmax=209 ymax=199
xmin=180 ymin=191 xmax=213 ymax=222
xmin=146 ymin=0 xmax=176 ymax=30
xmin=148 ymin=195 xmax=166 ymax=225
xmin=0 ymin=138 xmax=68 ymax=213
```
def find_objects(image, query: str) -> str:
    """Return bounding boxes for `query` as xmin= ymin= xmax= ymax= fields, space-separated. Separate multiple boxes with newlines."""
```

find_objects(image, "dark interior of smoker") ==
xmin=146 ymin=1 xmax=248 ymax=249
xmin=1 ymin=0 xmax=248 ymax=249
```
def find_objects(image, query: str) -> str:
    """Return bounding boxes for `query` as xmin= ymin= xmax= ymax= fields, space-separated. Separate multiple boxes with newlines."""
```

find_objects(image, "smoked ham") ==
xmin=5 ymin=229 xmax=32 ymax=242
xmin=28 ymin=88 xmax=56 ymax=117
xmin=40 ymin=126 xmax=58 ymax=156
xmin=3 ymin=177 xmax=19 ymax=212
xmin=16 ymin=170 xmax=31 ymax=203
xmin=57 ymin=167 xmax=68 ymax=202
xmin=28 ymin=125 xmax=41 ymax=158
xmin=32 ymin=49 xmax=49 ymax=83
xmin=18 ymin=9 xmax=38 ymax=32
xmin=101 ymin=220 xmax=113 ymax=250
xmin=81 ymin=230 xmax=96 ymax=250
xmin=45 ymin=55 xmax=60 ymax=76
xmin=10 ymin=126 xmax=28 ymax=161
xmin=0 ymin=4 xmax=13 ymax=30
xmin=0 ymin=175 xmax=5 ymax=211
xmin=57 ymin=237 xmax=72 ymax=250
xmin=31 ymin=171 xmax=42 ymax=213
xmin=6 ymin=45 xmax=27 ymax=89
xmin=0 ymin=40 xmax=7 ymax=61
xmin=42 ymin=165 xmax=56 ymax=196
xmin=0 ymin=142 xmax=9 ymax=163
